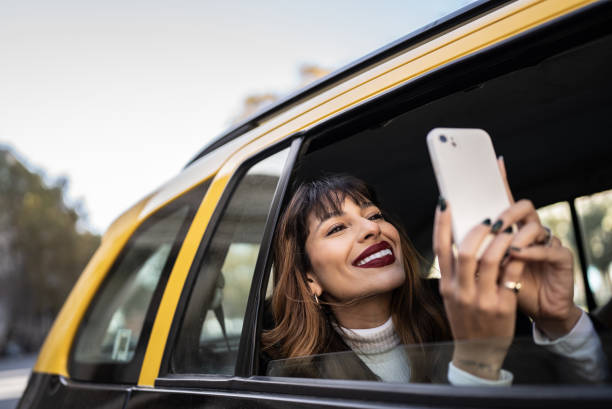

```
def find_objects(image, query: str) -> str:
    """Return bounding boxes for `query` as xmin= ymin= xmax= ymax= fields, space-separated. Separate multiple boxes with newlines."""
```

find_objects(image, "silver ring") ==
xmin=542 ymin=226 xmax=553 ymax=247
xmin=503 ymin=281 xmax=522 ymax=294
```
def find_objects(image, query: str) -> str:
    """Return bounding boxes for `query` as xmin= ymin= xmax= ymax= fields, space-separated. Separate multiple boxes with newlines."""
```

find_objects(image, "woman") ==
xmin=262 ymin=172 xmax=604 ymax=384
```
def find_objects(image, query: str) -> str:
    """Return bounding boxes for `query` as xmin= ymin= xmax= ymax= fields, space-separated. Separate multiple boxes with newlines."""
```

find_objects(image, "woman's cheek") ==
xmin=379 ymin=260 xmax=406 ymax=291
xmin=393 ymin=266 xmax=407 ymax=287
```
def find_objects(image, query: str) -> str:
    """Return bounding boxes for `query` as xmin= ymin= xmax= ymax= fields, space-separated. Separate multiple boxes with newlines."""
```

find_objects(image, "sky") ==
xmin=1 ymin=0 xmax=475 ymax=233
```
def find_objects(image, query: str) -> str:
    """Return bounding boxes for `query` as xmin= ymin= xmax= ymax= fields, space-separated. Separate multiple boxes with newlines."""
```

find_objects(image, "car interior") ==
xmin=294 ymin=31 xmax=612 ymax=262
xmin=261 ymin=28 xmax=612 ymax=381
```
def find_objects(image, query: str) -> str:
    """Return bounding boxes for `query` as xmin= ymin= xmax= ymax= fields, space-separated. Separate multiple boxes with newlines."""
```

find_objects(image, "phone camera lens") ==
xmin=439 ymin=135 xmax=447 ymax=143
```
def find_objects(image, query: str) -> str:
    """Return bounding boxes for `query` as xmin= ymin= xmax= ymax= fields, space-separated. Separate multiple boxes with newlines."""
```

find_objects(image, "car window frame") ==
xmin=157 ymin=135 xmax=303 ymax=381
xmin=68 ymin=180 xmax=211 ymax=384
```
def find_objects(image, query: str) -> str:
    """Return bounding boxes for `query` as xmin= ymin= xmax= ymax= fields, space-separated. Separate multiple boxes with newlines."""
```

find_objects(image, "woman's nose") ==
xmin=359 ymin=218 xmax=381 ymax=241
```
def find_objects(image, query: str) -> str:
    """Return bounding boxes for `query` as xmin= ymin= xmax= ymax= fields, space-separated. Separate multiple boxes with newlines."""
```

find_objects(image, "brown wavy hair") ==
xmin=262 ymin=175 xmax=450 ymax=369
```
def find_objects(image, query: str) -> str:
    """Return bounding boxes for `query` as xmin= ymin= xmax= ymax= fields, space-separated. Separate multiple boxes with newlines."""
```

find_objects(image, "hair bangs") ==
xmin=303 ymin=176 xmax=377 ymax=223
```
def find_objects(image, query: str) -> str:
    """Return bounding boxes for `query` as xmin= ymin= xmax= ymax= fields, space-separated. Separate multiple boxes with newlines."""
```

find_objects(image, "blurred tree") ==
xmin=230 ymin=93 xmax=278 ymax=125
xmin=298 ymin=63 xmax=331 ymax=87
xmin=0 ymin=148 xmax=100 ymax=355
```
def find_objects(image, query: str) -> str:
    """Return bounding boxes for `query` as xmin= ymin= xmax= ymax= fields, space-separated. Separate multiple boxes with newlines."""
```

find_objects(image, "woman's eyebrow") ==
xmin=314 ymin=202 xmax=376 ymax=233
xmin=314 ymin=210 xmax=343 ymax=233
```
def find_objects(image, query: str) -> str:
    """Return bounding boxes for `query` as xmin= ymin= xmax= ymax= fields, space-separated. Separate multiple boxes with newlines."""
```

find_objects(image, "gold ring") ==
xmin=503 ymin=281 xmax=522 ymax=294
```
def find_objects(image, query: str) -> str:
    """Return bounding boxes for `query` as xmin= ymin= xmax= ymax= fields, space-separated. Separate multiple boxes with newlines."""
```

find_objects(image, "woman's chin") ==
xmin=356 ymin=265 xmax=405 ymax=293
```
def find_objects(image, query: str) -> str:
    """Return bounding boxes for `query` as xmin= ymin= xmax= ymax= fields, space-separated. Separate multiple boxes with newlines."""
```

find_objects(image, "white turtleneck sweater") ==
xmin=334 ymin=312 xmax=605 ymax=385
xmin=333 ymin=316 xmax=411 ymax=383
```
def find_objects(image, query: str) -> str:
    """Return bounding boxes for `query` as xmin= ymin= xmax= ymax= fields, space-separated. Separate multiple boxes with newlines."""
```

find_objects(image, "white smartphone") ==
xmin=426 ymin=128 xmax=510 ymax=245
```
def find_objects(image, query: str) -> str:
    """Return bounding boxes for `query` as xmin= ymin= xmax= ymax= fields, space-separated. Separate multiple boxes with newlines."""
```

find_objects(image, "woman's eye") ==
xmin=326 ymin=224 xmax=345 ymax=236
xmin=368 ymin=212 xmax=384 ymax=221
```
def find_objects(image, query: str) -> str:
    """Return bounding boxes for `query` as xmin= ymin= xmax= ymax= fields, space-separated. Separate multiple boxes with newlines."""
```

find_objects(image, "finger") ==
xmin=511 ymin=221 xmax=556 ymax=248
xmin=433 ymin=197 xmax=453 ymax=294
xmin=498 ymin=256 xmax=524 ymax=308
xmin=550 ymin=236 xmax=562 ymax=248
xmin=498 ymin=156 xmax=515 ymax=205
xmin=508 ymin=245 xmax=572 ymax=265
xmin=477 ymin=227 xmax=516 ymax=294
xmin=510 ymin=221 xmax=541 ymax=248
xmin=492 ymin=199 xmax=540 ymax=233
xmin=455 ymin=219 xmax=495 ymax=292
xmin=498 ymin=226 xmax=527 ymax=308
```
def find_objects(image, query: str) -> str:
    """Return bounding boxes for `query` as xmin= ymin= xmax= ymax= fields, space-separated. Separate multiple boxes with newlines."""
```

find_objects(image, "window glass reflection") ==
xmin=575 ymin=189 xmax=612 ymax=307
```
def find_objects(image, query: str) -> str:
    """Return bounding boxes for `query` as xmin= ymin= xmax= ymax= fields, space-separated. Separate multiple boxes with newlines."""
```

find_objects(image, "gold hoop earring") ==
xmin=313 ymin=294 xmax=320 ymax=305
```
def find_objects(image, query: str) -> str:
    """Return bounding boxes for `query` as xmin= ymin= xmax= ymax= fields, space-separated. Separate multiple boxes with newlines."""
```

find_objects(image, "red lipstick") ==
xmin=352 ymin=241 xmax=395 ymax=268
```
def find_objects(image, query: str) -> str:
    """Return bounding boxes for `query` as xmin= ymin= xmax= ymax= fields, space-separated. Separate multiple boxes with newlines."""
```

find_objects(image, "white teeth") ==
xmin=357 ymin=249 xmax=392 ymax=266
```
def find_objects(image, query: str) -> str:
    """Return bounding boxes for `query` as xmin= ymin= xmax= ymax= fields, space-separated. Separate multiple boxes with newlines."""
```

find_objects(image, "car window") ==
xmin=70 ymin=182 xmax=208 ymax=383
xmin=535 ymin=191 xmax=612 ymax=313
xmin=262 ymin=29 xmax=612 ymax=386
xmin=74 ymin=206 xmax=189 ymax=365
xmin=576 ymin=189 xmax=612 ymax=308
xmin=171 ymin=147 xmax=290 ymax=375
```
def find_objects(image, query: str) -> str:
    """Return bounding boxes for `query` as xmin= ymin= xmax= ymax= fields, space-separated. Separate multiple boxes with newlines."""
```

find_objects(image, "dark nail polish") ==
xmin=509 ymin=246 xmax=521 ymax=252
xmin=438 ymin=196 xmax=447 ymax=211
xmin=482 ymin=218 xmax=491 ymax=226
xmin=503 ymin=226 xmax=513 ymax=234
xmin=491 ymin=220 xmax=503 ymax=233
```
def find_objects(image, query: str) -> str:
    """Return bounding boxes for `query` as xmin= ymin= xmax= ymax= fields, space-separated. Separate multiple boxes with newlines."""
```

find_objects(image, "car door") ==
xmin=16 ymin=182 xmax=210 ymax=409
xmin=124 ymin=138 xmax=299 ymax=408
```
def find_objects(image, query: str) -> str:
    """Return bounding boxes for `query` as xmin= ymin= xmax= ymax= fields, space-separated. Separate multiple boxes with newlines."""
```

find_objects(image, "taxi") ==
xmin=18 ymin=1 xmax=612 ymax=408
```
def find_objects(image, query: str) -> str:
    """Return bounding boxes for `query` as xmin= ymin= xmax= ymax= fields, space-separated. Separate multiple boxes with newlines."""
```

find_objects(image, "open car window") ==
xmin=262 ymin=25 xmax=612 ymax=386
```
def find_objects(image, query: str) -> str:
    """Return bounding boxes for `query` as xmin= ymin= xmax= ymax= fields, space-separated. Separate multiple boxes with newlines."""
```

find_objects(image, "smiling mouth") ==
xmin=353 ymin=242 xmax=396 ymax=268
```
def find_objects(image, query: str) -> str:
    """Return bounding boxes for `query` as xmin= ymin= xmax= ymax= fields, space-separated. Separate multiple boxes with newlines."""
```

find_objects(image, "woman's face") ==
xmin=304 ymin=196 xmax=405 ymax=303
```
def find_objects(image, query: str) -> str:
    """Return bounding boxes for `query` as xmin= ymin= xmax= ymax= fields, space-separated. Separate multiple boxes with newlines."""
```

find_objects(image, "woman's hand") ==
xmin=497 ymin=159 xmax=582 ymax=339
xmin=434 ymin=200 xmax=523 ymax=380
xmin=510 ymin=229 xmax=582 ymax=339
